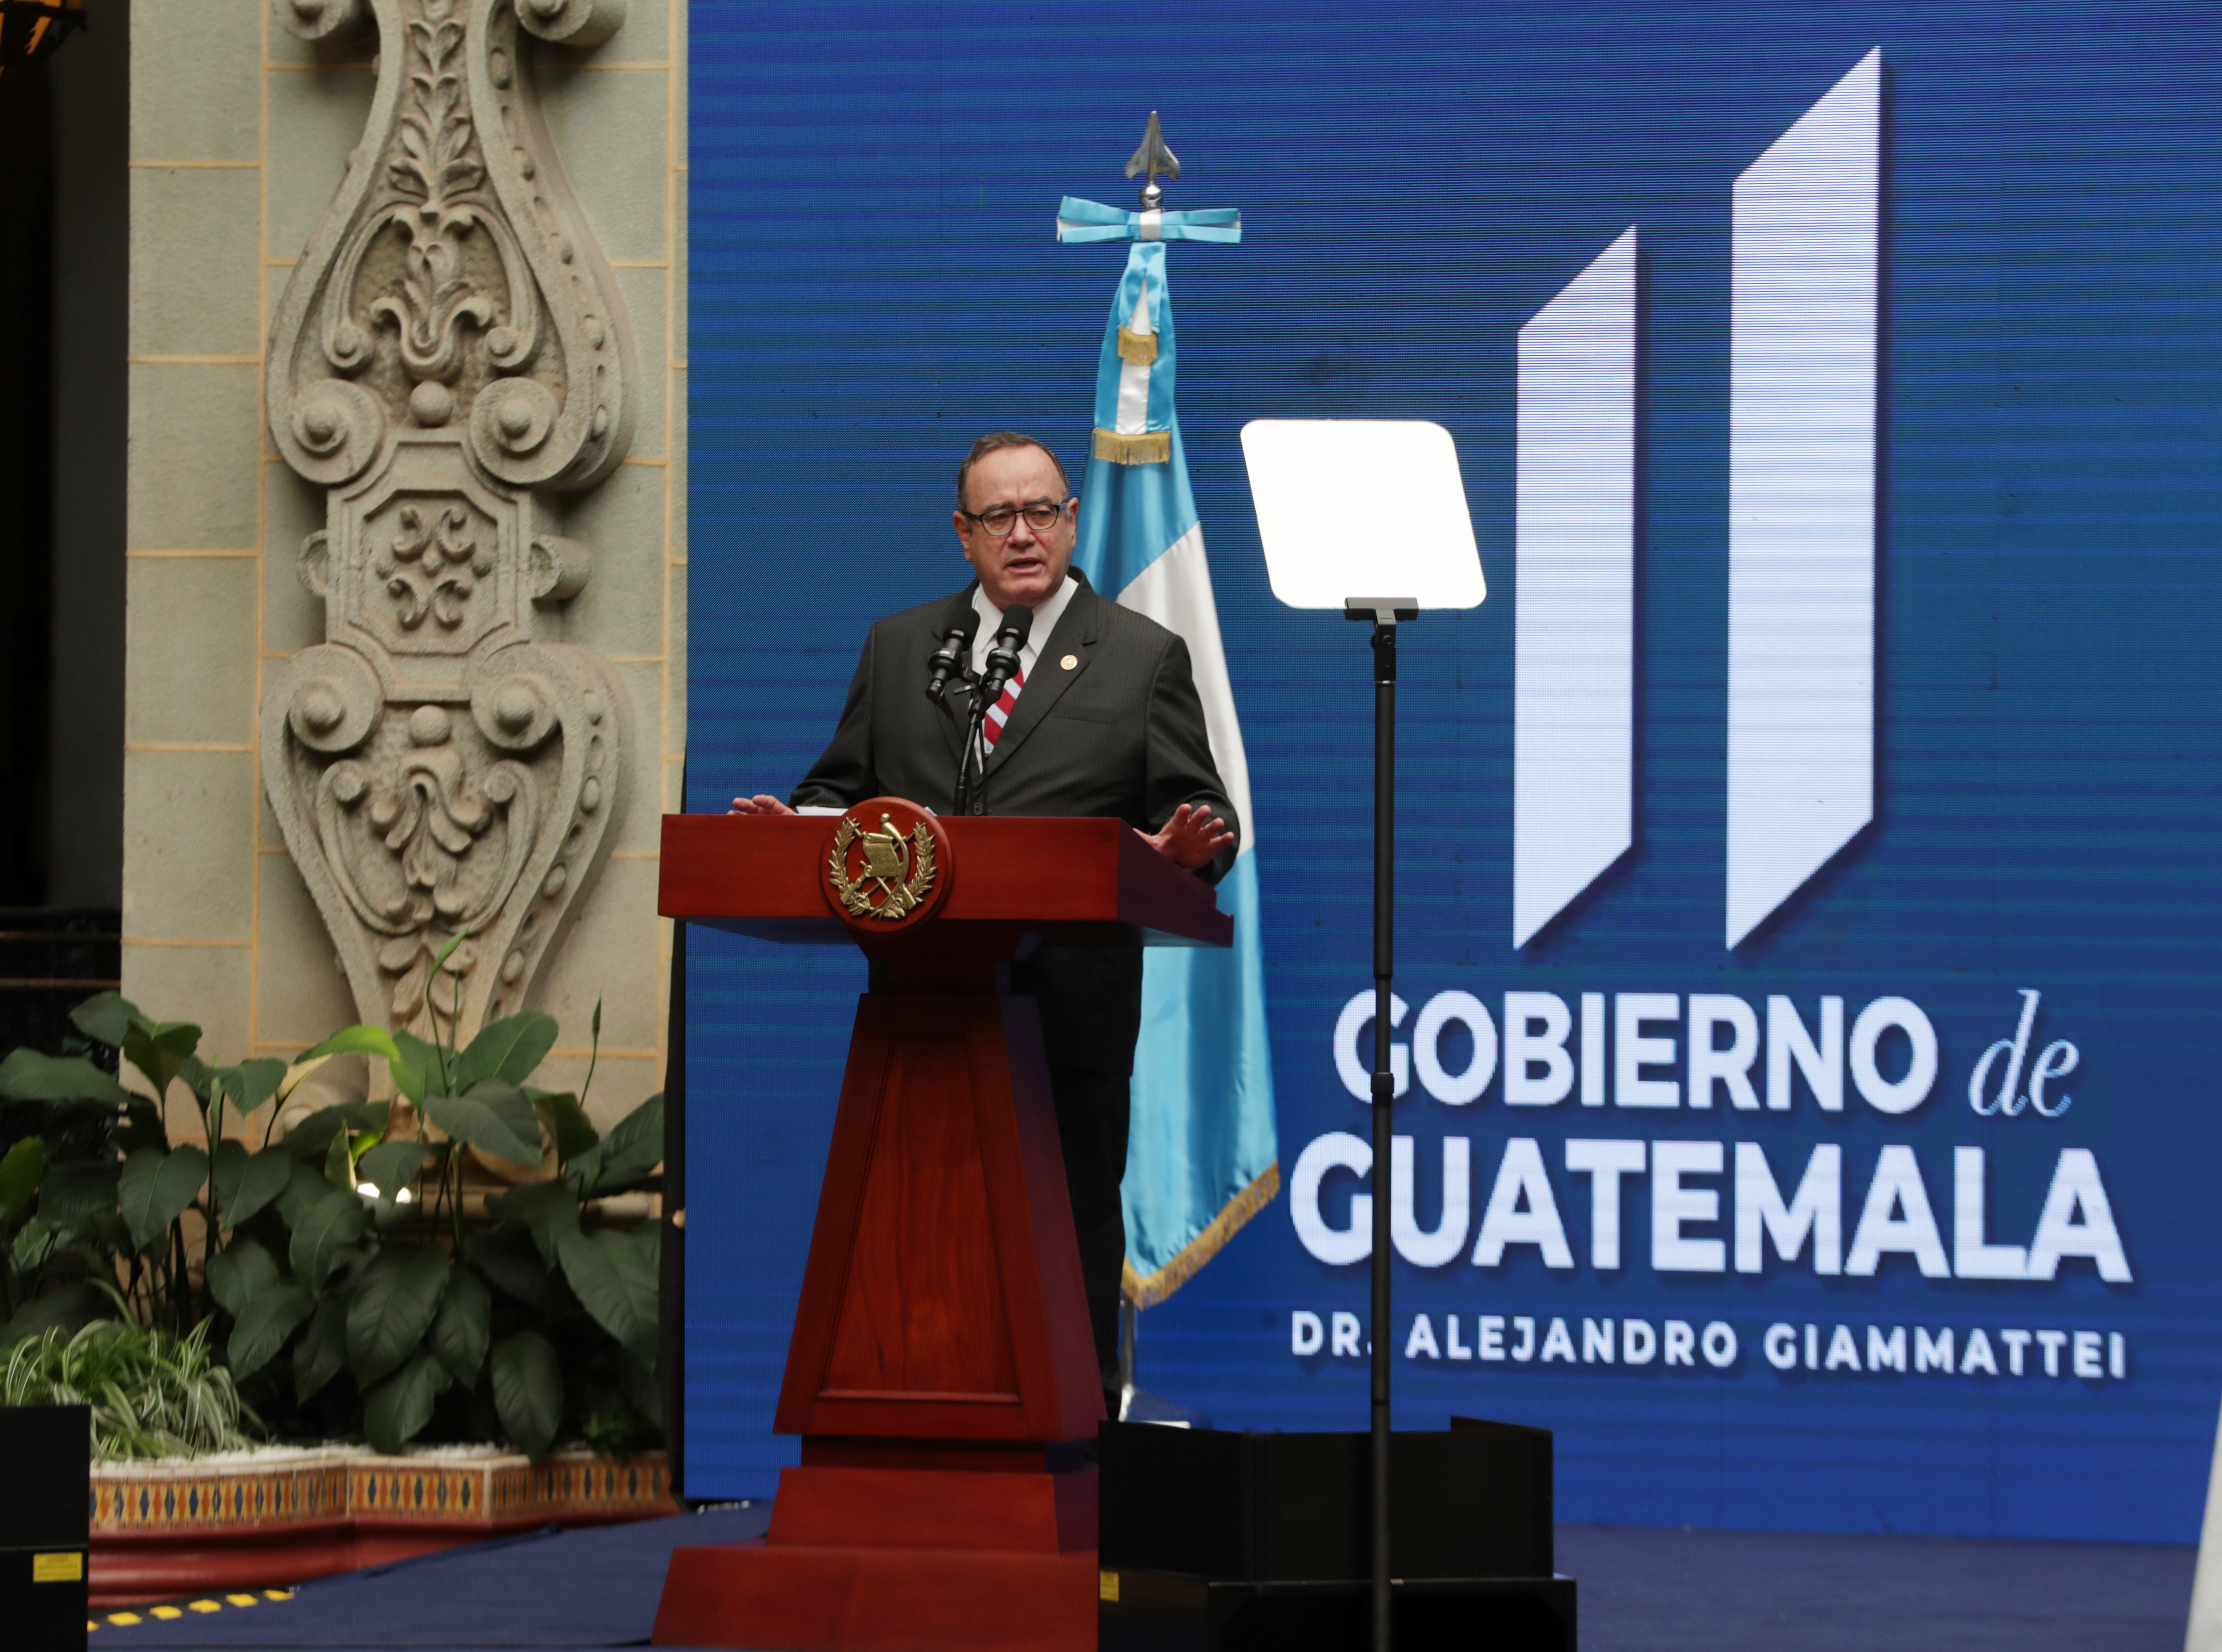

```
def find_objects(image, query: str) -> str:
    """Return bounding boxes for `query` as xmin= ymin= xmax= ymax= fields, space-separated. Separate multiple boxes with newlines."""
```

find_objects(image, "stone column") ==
xmin=124 ymin=0 xmax=685 ymax=1119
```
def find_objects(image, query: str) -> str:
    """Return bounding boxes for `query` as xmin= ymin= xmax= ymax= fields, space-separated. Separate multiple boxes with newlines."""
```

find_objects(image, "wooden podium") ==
xmin=651 ymin=802 xmax=1232 ymax=1652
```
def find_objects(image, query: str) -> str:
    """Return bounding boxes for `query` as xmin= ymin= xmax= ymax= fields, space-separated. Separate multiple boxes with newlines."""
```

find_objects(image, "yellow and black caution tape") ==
xmin=90 ymin=1588 xmax=294 ymax=1630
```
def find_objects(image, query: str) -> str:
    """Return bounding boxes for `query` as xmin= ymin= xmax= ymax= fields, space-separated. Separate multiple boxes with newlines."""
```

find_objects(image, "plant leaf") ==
xmin=468 ymin=1223 xmax=562 ymax=1310
xmin=180 ymin=1056 xmax=216 ymax=1107
xmin=557 ymin=1228 xmax=658 ymax=1365
xmin=208 ymin=1139 xmax=248 ymax=1214
xmin=0 ymin=1049 xmax=135 ymax=1106
xmin=490 ymin=1330 xmax=563 ymax=1460
xmin=67 ymin=991 xmax=137 ymax=1048
xmin=298 ymin=1023 xmax=401 ymax=1070
xmin=275 ymin=1158 xmax=337 ymax=1228
xmin=229 ymin=1282 xmax=315 ymax=1379
xmin=487 ymin=1179 xmax=581 ymax=1267
xmin=219 ymin=1058 xmax=288 ymax=1120
xmin=454 ymin=1012 xmax=560 ymax=1092
xmin=391 ymin=1030 xmax=440 ymax=1107
xmin=363 ymin=1347 xmax=448 ymax=1454
xmin=11 ymin=1214 xmax=56 ymax=1272
xmin=529 ymin=1092 xmax=598 ymax=1166
xmin=300 ymin=1025 xmax=399 ymax=1062
xmin=324 ymin=1128 xmax=358 ymax=1194
xmin=275 ymin=1052 xmax=333 ymax=1102
xmin=468 ymin=1078 xmax=545 ymax=1161
xmin=0 ymin=1137 xmax=44 ymax=1219
xmin=570 ymin=1092 xmax=663 ymax=1196
xmin=425 ymin=1087 xmax=542 ymax=1166
xmin=284 ymin=1099 xmax=392 ymax=1160
xmin=295 ymin=1298 xmax=349 ymax=1403
xmin=228 ymin=1148 xmax=295 ymax=1227
xmin=430 ymin=1265 xmax=491 ymax=1385
xmin=356 ymin=1140 xmax=435 ymax=1205
xmin=289 ymin=1188 xmax=372 ymax=1290
xmin=36 ymin=1158 xmax=118 ymax=1222
xmin=118 ymin=1145 xmax=209 ymax=1254
xmin=120 ymin=1019 xmax=202 ymax=1100
xmin=347 ymin=1247 xmax=450 ymax=1387
xmin=1 ymin=1280 xmax=112 ymax=1347
xmin=206 ymin=1237 xmax=280 ymax=1316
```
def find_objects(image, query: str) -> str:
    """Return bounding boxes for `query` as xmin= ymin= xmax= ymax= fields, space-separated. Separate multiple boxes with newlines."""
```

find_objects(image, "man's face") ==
xmin=953 ymin=444 xmax=1076 ymax=611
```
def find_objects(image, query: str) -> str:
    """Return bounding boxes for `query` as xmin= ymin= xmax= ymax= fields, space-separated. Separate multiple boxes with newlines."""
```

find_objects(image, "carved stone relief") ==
xmin=263 ymin=0 xmax=637 ymax=1044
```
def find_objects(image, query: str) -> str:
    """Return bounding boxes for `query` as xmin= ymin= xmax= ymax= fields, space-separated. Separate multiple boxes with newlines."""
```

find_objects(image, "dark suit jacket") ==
xmin=791 ymin=570 xmax=1240 ymax=1073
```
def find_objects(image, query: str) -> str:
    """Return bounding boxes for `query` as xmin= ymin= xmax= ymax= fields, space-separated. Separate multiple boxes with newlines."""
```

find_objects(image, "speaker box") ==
xmin=1097 ymin=1415 xmax=1569 ymax=1651
xmin=1099 ymin=1415 xmax=1553 ymax=1581
xmin=0 ymin=1403 xmax=90 ymax=1652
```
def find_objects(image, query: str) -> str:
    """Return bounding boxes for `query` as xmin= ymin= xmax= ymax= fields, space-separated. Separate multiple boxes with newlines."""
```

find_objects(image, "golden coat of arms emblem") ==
xmin=826 ymin=811 xmax=938 ymax=922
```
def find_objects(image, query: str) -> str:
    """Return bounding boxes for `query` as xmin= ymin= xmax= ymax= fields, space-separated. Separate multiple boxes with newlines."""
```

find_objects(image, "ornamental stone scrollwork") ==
xmin=262 ymin=0 xmax=637 ymax=1045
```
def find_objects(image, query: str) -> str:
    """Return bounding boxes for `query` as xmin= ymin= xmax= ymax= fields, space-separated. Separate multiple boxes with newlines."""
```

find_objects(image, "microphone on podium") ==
xmin=956 ymin=604 xmax=1032 ymax=815
xmin=978 ymin=604 xmax=1032 ymax=704
xmin=925 ymin=609 xmax=980 ymax=704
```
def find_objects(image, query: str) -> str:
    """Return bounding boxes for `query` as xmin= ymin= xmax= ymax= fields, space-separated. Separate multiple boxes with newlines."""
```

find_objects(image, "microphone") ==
xmin=978 ymin=603 xmax=1032 ymax=704
xmin=925 ymin=609 xmax=979 ymax=704
xmin=956 ymin=604 xmax=1031 ymax=816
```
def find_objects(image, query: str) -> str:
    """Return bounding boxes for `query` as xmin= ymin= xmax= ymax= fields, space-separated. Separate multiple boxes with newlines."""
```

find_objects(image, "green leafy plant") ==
xmin=0 ymin=991 xmax=286 ymax=1342
xmin=0 ymin=987 xmax=664 ymax=1462
xmin=3 ymin=1296 xmax=258 ymax=1460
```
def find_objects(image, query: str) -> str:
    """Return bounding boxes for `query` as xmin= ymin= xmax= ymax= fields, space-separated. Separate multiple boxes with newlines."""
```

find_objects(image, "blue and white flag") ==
xmin=1058 ymin=196 xmax=1278 ymax=1306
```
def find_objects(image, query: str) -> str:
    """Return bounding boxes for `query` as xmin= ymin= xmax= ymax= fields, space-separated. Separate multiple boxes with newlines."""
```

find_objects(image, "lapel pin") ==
xmin=1061 ymin=654 xmax=1079 ymax=670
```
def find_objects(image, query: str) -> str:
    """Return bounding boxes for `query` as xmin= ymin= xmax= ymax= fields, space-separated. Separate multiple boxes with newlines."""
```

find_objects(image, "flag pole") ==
xmin=1062 ymin=111 xmax=1267 ymax=1406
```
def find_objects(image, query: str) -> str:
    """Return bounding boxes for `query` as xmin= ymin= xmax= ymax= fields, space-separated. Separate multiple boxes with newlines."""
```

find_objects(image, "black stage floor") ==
xmin=86 ymin=1506 xmax=2193 ymax=1652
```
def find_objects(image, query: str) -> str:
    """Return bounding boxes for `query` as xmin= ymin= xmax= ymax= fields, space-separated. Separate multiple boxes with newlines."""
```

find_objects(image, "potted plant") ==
xmin=0 ymin=977 xmax=677 ymax=1605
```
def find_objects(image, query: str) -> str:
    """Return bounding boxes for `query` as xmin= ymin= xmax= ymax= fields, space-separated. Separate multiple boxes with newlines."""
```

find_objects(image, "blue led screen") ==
xmin=682 ymin=1 xmax=2221 ymax=1542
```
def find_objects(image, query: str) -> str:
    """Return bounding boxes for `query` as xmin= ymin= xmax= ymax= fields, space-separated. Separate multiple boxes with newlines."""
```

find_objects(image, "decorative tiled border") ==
xmin=93 ymin=1451 xmax=673 ymax=1537
xmin=94 ymin=1457 xmax=352 ymax=1536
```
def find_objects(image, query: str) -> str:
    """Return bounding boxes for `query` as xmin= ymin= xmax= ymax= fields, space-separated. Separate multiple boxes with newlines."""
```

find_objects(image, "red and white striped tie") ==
xmin=981 ymin=663 xmax=1025 ymax=750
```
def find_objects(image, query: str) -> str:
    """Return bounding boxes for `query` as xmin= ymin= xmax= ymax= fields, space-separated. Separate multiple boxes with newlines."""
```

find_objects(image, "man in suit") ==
xmin=730 ymin=431 xmax=1237 ymax=1412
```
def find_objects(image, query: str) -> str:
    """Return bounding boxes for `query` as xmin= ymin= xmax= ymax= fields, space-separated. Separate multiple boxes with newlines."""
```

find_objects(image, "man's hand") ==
xmin=728 ymin=795 xmax=796 ymax=816
xmin=1144 ymin=802 xmax=1236 ymax=871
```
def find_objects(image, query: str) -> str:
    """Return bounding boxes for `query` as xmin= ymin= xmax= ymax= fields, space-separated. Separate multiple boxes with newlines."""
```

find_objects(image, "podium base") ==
xmin=651 ymin=1539 xmax=1097 ymax=1651
xmin=765 ymin=1461 xmax=1096 ymax=1552
xmin=651 ymin=1461 xmax=1099 ymax=1650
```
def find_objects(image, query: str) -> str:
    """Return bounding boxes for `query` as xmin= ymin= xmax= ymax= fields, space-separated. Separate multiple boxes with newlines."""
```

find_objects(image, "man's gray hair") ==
xmin=955 ymin=431 xmax=1070 ymax=511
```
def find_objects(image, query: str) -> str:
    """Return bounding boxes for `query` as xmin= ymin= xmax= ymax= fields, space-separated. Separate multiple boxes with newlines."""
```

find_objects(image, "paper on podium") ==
xmin=1240 ymin=419 xmax=1486 ymax=611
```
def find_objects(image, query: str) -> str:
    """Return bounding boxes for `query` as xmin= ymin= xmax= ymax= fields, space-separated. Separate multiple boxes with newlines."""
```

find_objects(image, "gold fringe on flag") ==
xmin=1093 ymin=427 xmax=1171 ymax=466
xmin=1120 ymin=1162 xmax=1280 ymax=1309
xmin=1115 ymin=326 xmax=1158 ymax=365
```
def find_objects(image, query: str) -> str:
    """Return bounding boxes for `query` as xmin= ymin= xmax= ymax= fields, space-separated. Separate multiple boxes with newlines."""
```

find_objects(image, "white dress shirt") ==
xmin=968 ymin=572 xmax=1079 ymax=690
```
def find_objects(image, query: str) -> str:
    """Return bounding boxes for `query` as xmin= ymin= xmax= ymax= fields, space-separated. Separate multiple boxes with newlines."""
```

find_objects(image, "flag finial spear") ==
xmin=1125 ymin=111 xmax=1180 ymax=210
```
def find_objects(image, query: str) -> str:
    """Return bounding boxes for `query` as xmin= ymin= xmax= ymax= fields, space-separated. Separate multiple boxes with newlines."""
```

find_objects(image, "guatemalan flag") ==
xmin=1056 ymin=195 xmax=1278 ymax=1306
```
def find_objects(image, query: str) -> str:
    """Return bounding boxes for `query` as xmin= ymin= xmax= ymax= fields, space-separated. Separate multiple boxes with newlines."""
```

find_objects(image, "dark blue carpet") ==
xmin=89 ymin=1508 xmax=2192 ymax=1650
xmin=1554 ymin=1524 xmax=2194 ymax=1652
xmin=90 ymin=1506 xmax=769 ymax=1650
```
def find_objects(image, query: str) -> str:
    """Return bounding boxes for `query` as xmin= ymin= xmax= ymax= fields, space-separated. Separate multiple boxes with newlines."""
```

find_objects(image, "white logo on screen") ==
xmin=1514 ymin=48 xmax=1882 ymax=951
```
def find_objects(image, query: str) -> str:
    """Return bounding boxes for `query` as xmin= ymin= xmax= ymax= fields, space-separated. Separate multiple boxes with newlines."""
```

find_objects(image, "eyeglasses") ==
xmin=962 ymin=499 xmax=1071 ymax=537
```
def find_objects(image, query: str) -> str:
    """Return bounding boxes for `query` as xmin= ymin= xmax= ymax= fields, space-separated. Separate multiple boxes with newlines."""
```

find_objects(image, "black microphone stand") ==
xmin=959 ymin=612 xmax=1028 ymax=817
xmin=1348 ymin=595 xmax=1415 ymax=1652
xmin=955 ymin=688 xmax=992 ymax=816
